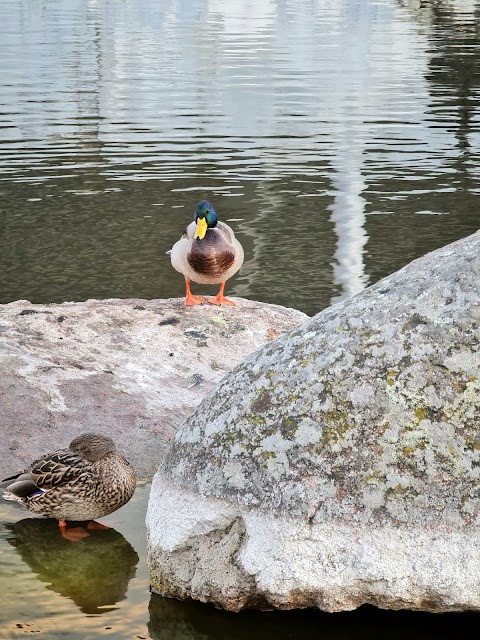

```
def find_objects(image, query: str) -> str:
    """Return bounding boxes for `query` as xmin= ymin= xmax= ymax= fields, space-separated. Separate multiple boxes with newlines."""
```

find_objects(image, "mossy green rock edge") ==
xmin=147 ymin=230 xmax=480 ymax=612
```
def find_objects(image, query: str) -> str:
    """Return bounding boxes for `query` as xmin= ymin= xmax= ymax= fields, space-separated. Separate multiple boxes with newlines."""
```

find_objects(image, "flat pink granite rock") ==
xmin=0 ymin=297 xmax=307 ymax=479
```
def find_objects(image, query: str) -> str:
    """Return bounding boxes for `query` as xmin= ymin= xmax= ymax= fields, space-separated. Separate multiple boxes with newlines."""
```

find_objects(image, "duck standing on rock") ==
xmin=170 ymin=200 xmax=244 ymax=306
xmin=1 ymin=433 xmax=136 ymax=542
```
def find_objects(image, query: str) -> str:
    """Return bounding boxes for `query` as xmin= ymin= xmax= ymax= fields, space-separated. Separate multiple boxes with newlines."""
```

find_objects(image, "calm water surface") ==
xmin=1 ymin=0 xmax=479 ymax=315
xmin=1 ymin=0 xmax=480 ymax=638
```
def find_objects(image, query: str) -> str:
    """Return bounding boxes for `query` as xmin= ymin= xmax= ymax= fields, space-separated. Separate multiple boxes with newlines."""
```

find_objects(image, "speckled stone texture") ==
xmin=147 ymin=231 xmax=480 ymax=613
xmin=0 ymin=298 xmax=307 ymax=479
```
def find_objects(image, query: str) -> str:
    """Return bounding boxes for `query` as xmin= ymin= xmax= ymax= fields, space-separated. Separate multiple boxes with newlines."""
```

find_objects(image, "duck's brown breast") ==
xmin=187 ymin=229 xmax=235 ymax=278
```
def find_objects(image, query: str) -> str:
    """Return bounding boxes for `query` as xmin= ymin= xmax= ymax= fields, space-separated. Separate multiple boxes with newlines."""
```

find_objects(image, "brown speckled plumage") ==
xmin=1 ymin=433 xmax=136 ymax=522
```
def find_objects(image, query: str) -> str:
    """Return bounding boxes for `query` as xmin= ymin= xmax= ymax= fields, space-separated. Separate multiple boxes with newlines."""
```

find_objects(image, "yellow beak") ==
xmin=194 ymin=217 xmax=208 ymax=240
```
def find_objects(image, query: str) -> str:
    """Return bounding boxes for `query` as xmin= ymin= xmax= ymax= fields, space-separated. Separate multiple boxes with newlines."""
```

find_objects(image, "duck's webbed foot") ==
xmin=184 ymin=278 xmax=205 ymax=305
xmin=208 ymin=282 xmax=235 ymax=306
xmin=58 ymin=520 xmax=90 ymax=542
xmin=86 ymin=520 xmax=110 ymax=530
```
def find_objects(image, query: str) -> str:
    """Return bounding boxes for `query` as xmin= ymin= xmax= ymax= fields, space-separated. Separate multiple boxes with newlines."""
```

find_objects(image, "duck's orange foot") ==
xmin=208 ymin=282 xmax=235 ymax=306
xmin=184 ymin=278 xmax=205 ymax=305
xmin=185 ymin=293 xmax=205 ymax=305
xmin=58 ymin=521 xmax=90 ymax=542
xmin=86 ymin=520 xmax=110 ymax=530
xmin=208 ymin=295 xmax=235 ymax=306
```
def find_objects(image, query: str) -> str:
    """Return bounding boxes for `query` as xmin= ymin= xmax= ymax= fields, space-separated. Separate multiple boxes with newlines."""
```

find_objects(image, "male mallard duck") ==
xmin=1 ymin=433 xmax=136 ymax=542
xmin=170 ymin=200 xmax=244 ymax=306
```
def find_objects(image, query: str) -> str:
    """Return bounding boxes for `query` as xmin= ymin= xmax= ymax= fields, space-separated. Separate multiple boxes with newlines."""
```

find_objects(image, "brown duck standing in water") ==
xmin=0 ymin=433 xmax=136 ymax=542
xmin=170 ymin=200 xmax=244 ymax=305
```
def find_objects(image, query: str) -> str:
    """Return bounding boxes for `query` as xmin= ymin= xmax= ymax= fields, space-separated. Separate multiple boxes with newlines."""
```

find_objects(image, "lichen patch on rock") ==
xmin=147 ymin=231 xmax=480 ymax=613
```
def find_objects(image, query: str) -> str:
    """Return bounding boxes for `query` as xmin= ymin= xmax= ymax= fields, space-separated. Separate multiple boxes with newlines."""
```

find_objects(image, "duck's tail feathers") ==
xmin=1 ymin=473 xmax=38 ymax=498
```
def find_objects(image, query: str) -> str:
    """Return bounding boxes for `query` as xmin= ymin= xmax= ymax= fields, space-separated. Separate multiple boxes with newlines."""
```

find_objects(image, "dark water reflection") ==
xmin=1 ymin=1 xmax=479 ymax=316
xmin=5 ymin=518 xmax=138 ymax=614
xmin=148 ymin=594 xmax=480 ymax=640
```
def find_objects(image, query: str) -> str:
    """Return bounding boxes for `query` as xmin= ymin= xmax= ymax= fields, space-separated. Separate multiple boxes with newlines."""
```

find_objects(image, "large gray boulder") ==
xmin=147 ymin=231 xmax=480 ymax=613
xmin=0 ymin=298 xmax=306 ymax=479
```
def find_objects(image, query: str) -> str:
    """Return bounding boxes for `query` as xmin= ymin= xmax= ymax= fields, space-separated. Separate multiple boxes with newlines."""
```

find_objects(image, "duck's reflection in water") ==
xmin=5 ymin=518 xmax=139 ymax=614
xmin=148 ymin=592 xmax=480 ymax=640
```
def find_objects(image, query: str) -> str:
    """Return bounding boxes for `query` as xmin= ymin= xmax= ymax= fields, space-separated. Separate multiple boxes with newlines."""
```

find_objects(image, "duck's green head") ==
xmin=194 ymin=200 xmax=218 ymax=240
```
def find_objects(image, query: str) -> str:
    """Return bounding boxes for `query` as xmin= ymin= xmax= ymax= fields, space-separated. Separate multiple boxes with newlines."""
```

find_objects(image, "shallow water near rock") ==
xmin=0 ymin=484 xmax=478 ymax=639
xmin=1 ymin=0 xmax=480 ymax=635
xmin=0 ymin=484 xmax=151 ymax=638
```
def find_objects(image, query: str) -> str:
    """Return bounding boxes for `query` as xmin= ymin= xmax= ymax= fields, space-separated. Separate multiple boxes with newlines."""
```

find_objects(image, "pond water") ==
xmin=1 ymin=0 xmax=479 ymax=316
xmin=0 ymin=484 xmax=479 ymax=640
xmin=1 ymin=0 xmax=480 ymax=637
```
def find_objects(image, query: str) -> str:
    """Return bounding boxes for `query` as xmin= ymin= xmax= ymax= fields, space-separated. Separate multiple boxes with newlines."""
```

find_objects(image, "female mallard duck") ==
xmin=171 ymin=200 xmax=244 ymax=306
xmin=1 ymin=433 xmax=136 ymax=542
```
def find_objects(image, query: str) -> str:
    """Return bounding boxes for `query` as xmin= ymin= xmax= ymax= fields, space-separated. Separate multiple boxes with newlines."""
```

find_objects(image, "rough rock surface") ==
xmin=147 ymin=231 xmax=480 ymax=613
xmin=0 ymin=297 xmax=307 ymax=479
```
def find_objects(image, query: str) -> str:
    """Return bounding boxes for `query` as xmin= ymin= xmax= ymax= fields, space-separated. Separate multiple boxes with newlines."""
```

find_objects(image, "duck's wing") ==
xmin=216 ymin=221 xmax=244 ymax=271
xmin=216 ymin=221 xmax=236 ymax=244
xmin=181 ymin=221 xmax=196 ymax=241
xmin=171 ymin=222 xmax=197 ymax=274
xmin=30 ymin=449 xmax=88 ymax=489
xmin=2 ymin=449 xmax=87 ymax=498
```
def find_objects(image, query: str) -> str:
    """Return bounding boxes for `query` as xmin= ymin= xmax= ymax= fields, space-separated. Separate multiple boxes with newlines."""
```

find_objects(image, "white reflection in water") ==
xmin=207 ymin=0 xmax=276 ymax=35
xmin=324 ymin=0 xmax=430 ymax=304
xmin=330 ymin=142 xmax=369 ymax=304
